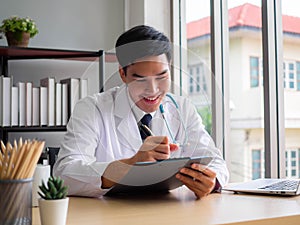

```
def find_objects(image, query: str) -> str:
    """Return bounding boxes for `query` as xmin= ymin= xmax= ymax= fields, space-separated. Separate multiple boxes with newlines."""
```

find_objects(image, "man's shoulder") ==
xmin=89 ymin=86 xmax=122 ymax=101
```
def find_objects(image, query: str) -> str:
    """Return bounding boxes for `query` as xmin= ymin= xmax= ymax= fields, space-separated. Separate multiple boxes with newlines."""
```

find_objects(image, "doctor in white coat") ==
xmin=53 ymin=25 xmax=229 ymax=198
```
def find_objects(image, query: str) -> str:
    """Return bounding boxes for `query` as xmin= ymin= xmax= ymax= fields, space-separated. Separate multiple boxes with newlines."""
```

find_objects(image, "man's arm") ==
xmin=101 ymin=136 xmax=179 ymax=189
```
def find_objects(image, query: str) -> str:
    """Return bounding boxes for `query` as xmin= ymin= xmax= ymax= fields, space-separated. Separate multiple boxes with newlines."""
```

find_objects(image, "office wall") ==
xmin=124 ymin=0 xmax=171 ymax=37
xmin=0 ymin=0 xmax=124 ymax=50
xmin=0 ymin=0 xmax=125 ymax=146
xmin=0 ymin=0 xmax=171 ymax=146
xmin=0 ymin=0 xmax=124 ymax=87
xmin=0 ymin=0 xmax=173 ymax=147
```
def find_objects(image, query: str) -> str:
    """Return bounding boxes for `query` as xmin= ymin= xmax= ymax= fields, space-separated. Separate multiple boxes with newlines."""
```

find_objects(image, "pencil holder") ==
xmin=0 ymin=178 xmax=33 ymax=225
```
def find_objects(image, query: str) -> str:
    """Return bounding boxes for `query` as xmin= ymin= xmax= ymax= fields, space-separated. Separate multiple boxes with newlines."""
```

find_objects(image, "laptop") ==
xmin=223 ymin=178 xmax=300 ymax=196
xmin=105 ymin=156 xmax=213 ymax=196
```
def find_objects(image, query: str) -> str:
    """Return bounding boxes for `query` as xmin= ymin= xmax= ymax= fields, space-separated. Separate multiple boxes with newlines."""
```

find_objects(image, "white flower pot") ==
xmin=38 ymin=197 xmax=69 ymax=225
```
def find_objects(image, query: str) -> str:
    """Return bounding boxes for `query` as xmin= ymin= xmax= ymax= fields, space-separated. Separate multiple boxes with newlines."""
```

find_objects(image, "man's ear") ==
xmin=119 ymin=66 xmax=127 ymax=83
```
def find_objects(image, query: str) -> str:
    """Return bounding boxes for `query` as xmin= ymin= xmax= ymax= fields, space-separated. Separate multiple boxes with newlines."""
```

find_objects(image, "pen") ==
xmin=139 ymin=123 xmax=179 ymax=154
xmin=139 ymin=123 xmax=154 ymax=137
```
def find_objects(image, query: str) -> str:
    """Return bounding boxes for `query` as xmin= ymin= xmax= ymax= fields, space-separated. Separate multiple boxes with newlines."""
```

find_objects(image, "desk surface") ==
xmin=32 ymin=187 xmax=300 ymax=225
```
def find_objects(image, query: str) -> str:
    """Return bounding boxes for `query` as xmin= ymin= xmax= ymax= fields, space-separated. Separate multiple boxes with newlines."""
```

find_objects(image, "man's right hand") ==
xmin=101 ymin=136 xmax=178 ymax=189
xmin=131 ymin=136 xmax=179 ymax=163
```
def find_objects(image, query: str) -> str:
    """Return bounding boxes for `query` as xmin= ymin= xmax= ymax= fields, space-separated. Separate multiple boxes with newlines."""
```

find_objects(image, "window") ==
xmin=188 ymin=64 xmax=207 ymax=95
xmin=184 ymin=0 xmax=288 ymax=181
xmin=282 ymin=0 xmax=300 ymax=180
xmin=285 ymin=149 xmax=300 ymax=178
xmin=252 ymin=149 xmax=263 ymax=180
xmin=283 ymin=61 xmax=297 ymax=90
xmin=250 ymin=57 xmax=260 ymax=87
xmin=297 ymin=62 xmax=300 ymax=91
xmin=251 ymin=59 xmax=300 ymax=91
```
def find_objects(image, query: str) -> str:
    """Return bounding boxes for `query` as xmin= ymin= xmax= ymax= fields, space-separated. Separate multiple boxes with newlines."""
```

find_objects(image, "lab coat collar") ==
xmin=114 ymin=84 xmax=134 ymax=119
xmin=114 ymin=84 xmax=142 ymax=152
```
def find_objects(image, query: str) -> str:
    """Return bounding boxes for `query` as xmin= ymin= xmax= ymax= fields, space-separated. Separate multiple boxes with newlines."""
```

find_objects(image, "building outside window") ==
xmin=186 ymin=1 xmax=300 ymax=182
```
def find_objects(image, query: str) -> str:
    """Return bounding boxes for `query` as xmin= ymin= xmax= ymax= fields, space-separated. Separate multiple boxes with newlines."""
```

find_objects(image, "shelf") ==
xmin=0 ymin=126 xmax=67 ymax=144
xmin=0 ymin=46 xmax=104 ymax=143
xmin=0 ymin=45 xmax=102 ymax=60
xmin=1 ymin=126 xmax=67 ymax=132
xmin=0 ymin=46 xmax=104 ymax=77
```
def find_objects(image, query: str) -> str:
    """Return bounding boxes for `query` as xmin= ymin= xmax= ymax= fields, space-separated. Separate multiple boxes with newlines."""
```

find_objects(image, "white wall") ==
xmin=0 ymin=0 xmax=124 ymax=50
xmin=229 ymin=36 xmax=264 ymax=123
xmin=282 ymin=41 xmax=300 ymax=127
xmin=124 ymin=0 xmax=171 ymax=37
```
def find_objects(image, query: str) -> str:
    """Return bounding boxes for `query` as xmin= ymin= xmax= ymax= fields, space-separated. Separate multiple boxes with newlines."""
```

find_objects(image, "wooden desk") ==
xmin=32 ymin=187 xmax=300 ymax=225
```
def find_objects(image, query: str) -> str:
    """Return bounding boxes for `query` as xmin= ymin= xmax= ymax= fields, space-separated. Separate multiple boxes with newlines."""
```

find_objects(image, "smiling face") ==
xmin=119 ymin=54 xmax=170 ymax=113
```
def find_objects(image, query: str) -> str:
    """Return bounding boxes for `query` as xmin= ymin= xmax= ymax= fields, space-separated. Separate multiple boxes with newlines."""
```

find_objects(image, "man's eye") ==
xmin=135 ymin=79 xmax=146 ymax=82
xmin=156 ymin=76 xmax=167 ymax=80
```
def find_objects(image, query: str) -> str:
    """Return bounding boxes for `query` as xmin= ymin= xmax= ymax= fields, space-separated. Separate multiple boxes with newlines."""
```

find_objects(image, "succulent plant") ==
xmin=38 ymin=176 xmax=68 ymax=200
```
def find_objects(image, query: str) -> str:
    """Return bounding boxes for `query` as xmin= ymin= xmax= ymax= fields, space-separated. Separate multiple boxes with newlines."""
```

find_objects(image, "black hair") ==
xmin=115 ymin=25 xmax=172 ymax=70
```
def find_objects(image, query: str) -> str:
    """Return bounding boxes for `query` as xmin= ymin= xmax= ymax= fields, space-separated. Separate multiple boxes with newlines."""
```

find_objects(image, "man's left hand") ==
xmin=176 ymin=163 xmax=216 ymax=199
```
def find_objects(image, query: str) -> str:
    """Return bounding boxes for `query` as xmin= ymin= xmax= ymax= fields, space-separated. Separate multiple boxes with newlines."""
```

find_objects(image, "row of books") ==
xmin=0 ymin=76 xmax=88 ymax=127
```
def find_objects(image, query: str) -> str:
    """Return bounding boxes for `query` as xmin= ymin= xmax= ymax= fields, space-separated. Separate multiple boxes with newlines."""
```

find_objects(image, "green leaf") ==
xmin=38 ymin=191 xmax=46 ymax=199
xmin=45 ymin=192 xmax=52 ymax=200
xmin=56 ymin=192 xmax=63 ymax=199
xmin=48 ymin=180 xmax=58 ymax=197
xmin=39 ymin=180 xmax=49 ymax=193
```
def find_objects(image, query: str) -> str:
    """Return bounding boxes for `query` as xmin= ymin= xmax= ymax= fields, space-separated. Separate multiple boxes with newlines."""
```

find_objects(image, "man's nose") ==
xmin=145 ymin=79 xmax=158 ymax=93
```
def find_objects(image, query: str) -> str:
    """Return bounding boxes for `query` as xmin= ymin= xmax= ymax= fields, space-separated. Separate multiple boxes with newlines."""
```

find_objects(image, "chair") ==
xmin=46 ymin=147 xmax=60 ymax=176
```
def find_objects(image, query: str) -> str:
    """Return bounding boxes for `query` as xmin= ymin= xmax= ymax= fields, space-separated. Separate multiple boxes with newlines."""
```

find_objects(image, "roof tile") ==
xmin=187 ymin=3 xmax=300 ymax=39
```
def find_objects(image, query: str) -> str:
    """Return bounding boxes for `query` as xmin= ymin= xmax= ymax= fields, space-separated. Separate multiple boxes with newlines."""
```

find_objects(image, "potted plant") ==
xmin=38 ymin=176 xmax=69 ymax=225
xmin=0 ymin=16 xmax=38 ymax=47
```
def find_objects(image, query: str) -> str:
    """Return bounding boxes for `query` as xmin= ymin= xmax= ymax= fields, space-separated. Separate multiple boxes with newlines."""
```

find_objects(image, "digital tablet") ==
xmin=105 ymin=156 xmax=213 ymax=196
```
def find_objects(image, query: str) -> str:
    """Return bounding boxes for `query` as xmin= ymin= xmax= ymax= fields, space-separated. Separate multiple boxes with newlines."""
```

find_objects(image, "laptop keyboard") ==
xmin=258 ymin=180 xmax=299 ymax=190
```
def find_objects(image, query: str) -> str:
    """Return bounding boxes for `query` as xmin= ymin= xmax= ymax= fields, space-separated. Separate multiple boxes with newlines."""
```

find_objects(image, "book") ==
xmin=40 ymin=86 xmax=48 ymax=126
xmin=32 ymin=87 xmax=40 ymax=126
xmin=1 ymin=76 xmax=12 ymax=127
xmin=55 ymin=82 xmax=62 ymax=126
xmin=40 ymin=77 xmax=55 ymax=126
xmin=25 ymin=82 xmax=33 ymax=126
xmin=11 ymin=86 xmax=19 ymax=126
xmin=60 ymin=78 xmax=79 ymax=118
xmin=61 ymin=83 xmax=68 ymax=126
xmin=0 ymin=76 xmax=2 ymax=126
xmin=80 ymin=78 xmax=88 ymax=99
xmin=18 ymin=82 xmax=26 ymax=126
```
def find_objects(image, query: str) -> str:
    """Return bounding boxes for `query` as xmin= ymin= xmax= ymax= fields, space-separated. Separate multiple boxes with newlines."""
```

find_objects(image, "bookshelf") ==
xmin=0 ymin=46 xmax=105 ymax=143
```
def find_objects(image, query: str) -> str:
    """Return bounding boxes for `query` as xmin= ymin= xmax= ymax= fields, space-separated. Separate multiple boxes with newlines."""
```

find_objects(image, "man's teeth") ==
xmin=145 ymin=97 xmax=157 ymax=101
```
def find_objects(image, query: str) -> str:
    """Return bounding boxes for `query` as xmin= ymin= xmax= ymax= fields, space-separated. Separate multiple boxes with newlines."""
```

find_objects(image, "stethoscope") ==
xmin=138 ymin=93 xmax=188 ymax=148
xmin=159 ymin=93 xmax=188 ymax=148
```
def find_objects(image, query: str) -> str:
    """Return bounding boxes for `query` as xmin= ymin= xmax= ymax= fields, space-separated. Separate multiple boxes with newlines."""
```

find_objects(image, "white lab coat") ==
xmin=53 ymin=84 xmax=229 ymax=197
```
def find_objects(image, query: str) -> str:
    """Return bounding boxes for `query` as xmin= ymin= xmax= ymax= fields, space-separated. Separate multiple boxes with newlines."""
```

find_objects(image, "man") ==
xmin=54 ymin=25 xmax=229 ymax=198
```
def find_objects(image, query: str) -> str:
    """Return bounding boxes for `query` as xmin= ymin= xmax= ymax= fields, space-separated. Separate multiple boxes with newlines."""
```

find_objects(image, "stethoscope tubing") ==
xmin=159 ymin=93 xmax=188 ymax=147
